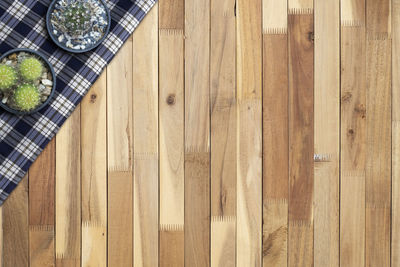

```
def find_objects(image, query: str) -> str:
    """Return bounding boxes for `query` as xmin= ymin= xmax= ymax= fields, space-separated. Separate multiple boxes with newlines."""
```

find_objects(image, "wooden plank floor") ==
xmin=1 ymin=0 xmax=399 ymax=266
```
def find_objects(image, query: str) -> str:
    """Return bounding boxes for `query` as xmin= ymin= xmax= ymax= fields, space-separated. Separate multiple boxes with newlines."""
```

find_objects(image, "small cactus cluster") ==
xmin=0 ymin=64 xmax=17 ymax=90
xmin=13 ymin=84 xmax=41 ymax=111
xmin=60 ymin=1 xmax=93 ymax=37
xmin=19 ymin=57 xmax=43 ymax=81
xmin=0 ymin=52 xmax=52 ymax=113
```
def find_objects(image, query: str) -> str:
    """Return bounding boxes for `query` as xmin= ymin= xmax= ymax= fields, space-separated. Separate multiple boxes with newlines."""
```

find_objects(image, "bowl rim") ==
xmin=0 ymin=48 xmax=57 ymax=116
xmin=46 ymin=0 xmax=111 ymax=54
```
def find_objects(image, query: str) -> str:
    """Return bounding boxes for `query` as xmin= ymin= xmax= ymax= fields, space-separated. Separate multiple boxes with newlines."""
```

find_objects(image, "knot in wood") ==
xmin=166 ymin=94 xmax=176 ymax=105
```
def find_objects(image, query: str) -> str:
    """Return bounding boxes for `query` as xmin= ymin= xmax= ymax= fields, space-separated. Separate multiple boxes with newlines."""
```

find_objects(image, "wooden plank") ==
xmin=159 ymin=0 xmax=185 ymax=263
xmin=185 ymin=152 xmax=210 ymax=267
xmin=55 ymin=107 xmax=81 ymax=267
xmin=132 ymin=5 xmax=159 ymax=266
xmin=81 ymin=72 xmax=107 ymax=267
xmin=392 ymin=0 xmax=400 ymax=265
xmin=340 ymin=2 xmax=366 ymax=263
xmin=3 ymin=175 xmax=28 ymax=267
xmin=365 ymin=0 xmax=391 ymax=266
xmin=237 ymin=0 xmax=262 ymax=265
xmin=262 ymin=0 xmax=288 ymax=265
xmin=210 ymin=0 xmax=236 ymax=266
xmin=159 ymin=0 xmax=184 ymax=30
xmin=184 ymin=0 xmax=210 ymax=266
xmin=365 ymin=29 xmax=391 ymax=267
xmin=288 ymin=0 xmax=313 ymax=13
xmin=107 ymin=37 xmax=133 ymax=267
xmin=29 ymin=139 xmax=55 ymax=267
xmin=341 ymin=0 xmax=365 ymax=26
xmin=314 ymin=0 xmax=340 ymax=266
xmin=160 ymin=229 xmax=184 ymax=266
xmin=288 ymin=11 xmax=314 ymax=267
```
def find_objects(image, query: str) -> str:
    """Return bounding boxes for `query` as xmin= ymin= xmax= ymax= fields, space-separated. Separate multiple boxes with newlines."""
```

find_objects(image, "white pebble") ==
xmin=2 ymin=96 xmax=7 ymax=104
xmin=42 ymin=79 xmax=53 ymax=86
xmin=58 ymin=35 xmax=64 ymax=42
xmin=5 ymin=60 xmax=12 ymax=66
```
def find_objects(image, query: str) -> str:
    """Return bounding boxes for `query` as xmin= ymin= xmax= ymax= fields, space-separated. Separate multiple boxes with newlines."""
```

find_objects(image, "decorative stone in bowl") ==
xmin=0 ymin=48 xmax=56 ymax=115
xmin=46 ymin=0 xmax=111 ymax=53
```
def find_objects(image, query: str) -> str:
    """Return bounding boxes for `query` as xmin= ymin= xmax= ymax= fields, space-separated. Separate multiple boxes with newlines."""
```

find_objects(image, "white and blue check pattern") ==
xmin=0 ymin=0 xmax=157 ymax=205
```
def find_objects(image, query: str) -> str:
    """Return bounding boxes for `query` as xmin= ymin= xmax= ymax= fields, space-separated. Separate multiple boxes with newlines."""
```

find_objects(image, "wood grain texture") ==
xmin=107 ymin=37 xmax=133 ymax=267
xmin=159 ymin=0 xmax=183 ymax=30
xmin=340 ymin=24 xmax=366 ymax=267
xmin=55 ymin=107 xmax=81 ymax=267
xmin=211 ymin=217 xmax=235 ymax=267
xmin=106 ymin=38 xmax=133 ymax=171
xmin=366 ymin=36 xmax=391 ymax=267
xmin=365 ymin=1 xmax=391 ymax=265
xmin=29 ymin=139 xmax=55 ymax=267
xmin=210 ymin=0 xmax=236 ymax=266
xmin=160 ymin=229 xmax=184 ymax=267
xmin=185 ymin=152 xmax=210 ymax=267
xmin=236 ymin=0 xmax=262 ymax=266
xmin=262 ymin=0 xmax=287 ymax=32
xmin=341 ymin=0 xmax=365 ymax=26
xmin=262 ymin=29 xmax=288 ymax=267
xmin=3 ymin=176 xmax=28 ymax=267
xmin=314 ymin=0 xmax=340 ymax=266
xmin=133 ymin=6 xmax=159 ymax=266
xmin=288 ymin=12 xmax=314 ymax=267
xmin=393 ymin=0 xmax=400 ymax=265
xmin=184 ymin=0 xmax=210 ymax=266
xmin=81 ymin=72 xmax=107 ymax=267
xmin=159 ymin=0 xmax=184 ymax=265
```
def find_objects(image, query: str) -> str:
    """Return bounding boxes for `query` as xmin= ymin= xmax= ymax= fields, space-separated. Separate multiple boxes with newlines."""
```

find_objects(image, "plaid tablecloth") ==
xmin=0 ymin=0 xmax=156 ymax=205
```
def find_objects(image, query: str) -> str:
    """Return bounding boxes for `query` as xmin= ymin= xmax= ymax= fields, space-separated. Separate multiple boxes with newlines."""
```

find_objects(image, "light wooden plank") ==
xmin=159 ymin=2 xmax=185 ymax=265
xmin=106 ymin=38 xmax=133 ymax=171
xmin=29 ymin=139 xmax=55 ymax=267
xmin=210 ymin=0 xmax=236 ymax=266
xmin=341 ymin=0 xmax=365 ymax=26
xmin=184 ymin=0 xmax=211 ymax=266
xmin=3 ymin=176 xmax=28 ymax=267
xmin=107 ymin=37 xmax=133 ymax=267
xmin=132 ymin=5 xmax=159 ymax=267
xmin=288 ymin=0 xmax=313 ymax=13
xmin=211 ymin=217 xmax=235 ymax=267
xmin=55 ymin=108 xmax=81 ymax=267
xmin=262 ymin=1 xmax=288 ymax=263
xmin=236 ymin=0 xmax=262 ymax=266
xmin=314 ymin=0 xmax=340 ymax=266
xmin=392 ymin=0 xmax=400 ymax=265
xmin=340 ymin=11 xmax=366 ymax=265
xmin=263 ymin=0 xmax=287 ymax=32
xmin=288 ymin=12 xmax=314 ymax=267
xmin=81 ymin=72 xmax=107 ymax=267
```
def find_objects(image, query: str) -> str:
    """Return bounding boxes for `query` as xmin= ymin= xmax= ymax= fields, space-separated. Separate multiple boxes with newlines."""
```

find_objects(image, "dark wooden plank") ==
xmin=288 ymin=12 xmax=314 ymax=267
xmin=3 ymin=176 xmax=29 ymax=267
xmin=262 ymin=33 xmax=288 ymax=267
xmin=29 ymin=139 xmax=55 ymax=267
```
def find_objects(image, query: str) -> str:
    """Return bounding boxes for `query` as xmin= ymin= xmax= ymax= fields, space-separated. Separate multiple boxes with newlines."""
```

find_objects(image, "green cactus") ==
xmin=0 ymin=64 xmax=17 ymax=90
xmin=61 ymin=1 xmax=92 ymax=37
xmin=13 ymin=84 xmax=41 ymax=111
xmin=19 ymin=57 xmax=43 ymax=81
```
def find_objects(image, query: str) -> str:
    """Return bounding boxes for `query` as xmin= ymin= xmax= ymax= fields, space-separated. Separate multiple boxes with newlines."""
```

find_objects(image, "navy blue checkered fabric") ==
xmin=0 ymin=0 xmax=156 ymax=205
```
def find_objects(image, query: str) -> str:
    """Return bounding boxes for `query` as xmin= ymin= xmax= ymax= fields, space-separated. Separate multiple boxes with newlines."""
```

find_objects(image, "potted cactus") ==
xmin=0 ymin=49 xmax=56 ymax=115
xmin=47 ymin=0 xmax=110 ymax=53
